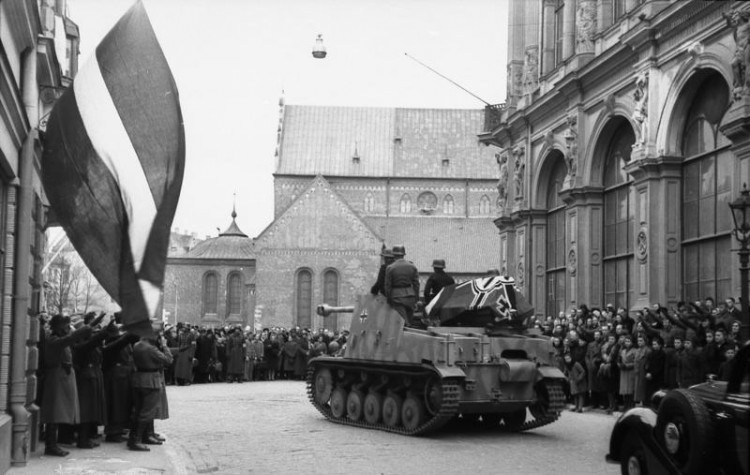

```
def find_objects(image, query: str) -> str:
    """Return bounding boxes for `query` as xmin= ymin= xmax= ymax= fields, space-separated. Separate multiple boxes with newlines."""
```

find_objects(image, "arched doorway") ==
xmin=602 ymin=120 xmax=636 ymax=309
xmin=545 ymin=151 xmax=568 ymax=317
xmin=680 ymin=73 xmax=732 ymax=302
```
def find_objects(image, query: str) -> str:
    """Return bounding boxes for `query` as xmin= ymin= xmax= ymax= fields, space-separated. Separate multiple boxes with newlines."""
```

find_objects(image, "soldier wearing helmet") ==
xmin=384 ymin=245 xmax=420 ymax=326
xmin=424 ymin=258 xmax=455 ymax=304
xmin=370 ymin=247 xmax=395 ymax=296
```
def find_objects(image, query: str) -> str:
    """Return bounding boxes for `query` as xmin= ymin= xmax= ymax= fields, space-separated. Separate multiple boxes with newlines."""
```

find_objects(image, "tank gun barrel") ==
xmin=316 ymin=304 xmax=355 ymax=317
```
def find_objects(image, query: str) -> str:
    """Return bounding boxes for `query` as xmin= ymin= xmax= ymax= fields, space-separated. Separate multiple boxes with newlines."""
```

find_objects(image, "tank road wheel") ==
xmin=364 ymin=392 xmax=384 ymax=424
xmin=382 ymin=394 xmax=403 ymax=428
xmin=424 ymin=378 xmax=443 ymax=416
xmin=502 ymin=409 xmax=526 ymax=431
xmin=346 ymin=390 xmax=364 ymax=421
xmin=313 ymin=368 xmax=333 ymax=405
xmin=401 ymin=395 xmax=426 ymax=431
xmin=330 ymin=387 xmax=348 ymax=419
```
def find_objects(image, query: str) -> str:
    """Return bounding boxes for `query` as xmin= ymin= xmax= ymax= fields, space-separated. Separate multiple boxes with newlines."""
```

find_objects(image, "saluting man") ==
xmin=129 ymin=331 xmax=173 ymax=451
xmin=423 ymin=259 xmax=455 ymax=304
xmin=384 ymin=245 xmax=420 ymax=326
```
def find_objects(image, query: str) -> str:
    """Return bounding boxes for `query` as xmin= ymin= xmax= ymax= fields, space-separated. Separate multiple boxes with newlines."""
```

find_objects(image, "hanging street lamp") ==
xmin=729 ymin=183 xmax=750 ymax=337
xmin=312 ymin=34 xmax=327 ymax=59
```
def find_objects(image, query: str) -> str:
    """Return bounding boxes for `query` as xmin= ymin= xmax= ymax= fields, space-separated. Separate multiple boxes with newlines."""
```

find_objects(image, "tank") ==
xmin=306 ymin=276 xmax=567 ymax=436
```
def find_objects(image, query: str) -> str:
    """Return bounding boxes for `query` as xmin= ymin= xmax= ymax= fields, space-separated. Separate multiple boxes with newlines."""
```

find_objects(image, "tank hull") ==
xmin=308 ymin=292 xmax=566 ymax=435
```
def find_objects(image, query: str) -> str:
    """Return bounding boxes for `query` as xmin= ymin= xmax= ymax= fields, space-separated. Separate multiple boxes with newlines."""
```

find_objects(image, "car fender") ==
xmin=606 ymin=407 xmax=681 ymax=475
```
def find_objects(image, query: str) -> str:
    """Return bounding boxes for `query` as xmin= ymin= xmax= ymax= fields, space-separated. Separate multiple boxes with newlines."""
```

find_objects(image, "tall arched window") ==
xmin=479 ymin=195 xmax=491 ymax=215
xmin=400 ymin=194 xmax=411 ymax=213
xmin=226 ymin=272 xmax=242 ymax=316
xmin=443 ymin=194 xmax=454 ymax=214
xmin=681 ymin=73 xmax=732 ymax=302
xmin=296 ymin=269 xmax=312 ymax=328
xmin=203 ymin=272 xmax=218 ymax=315
xmin=603 ymin=122 xmax=635 ymax=309
xmin=545 ymin=154 xmax=568 ymax=316
xmin=364 ymin=192 xmax=375 ymax=213
xmin=323 ymin=270 xmax=339 ymax=331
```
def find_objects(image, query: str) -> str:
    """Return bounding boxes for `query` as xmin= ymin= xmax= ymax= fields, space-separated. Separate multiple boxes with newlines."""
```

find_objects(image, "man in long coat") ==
xmin=174 ymin=326 xmax=196 ymax=385
xmin=129 ymin=333 xmax=173 ymax=451
xmin=102 ymin=323 xmax=139 ymax=442
xmin=41 ymin=315 xmax=93 ymax=456
xmin=72 ymin=313 xmax=109 ymax=448
xmin=225 ymin=327 xmax=246 ymax=382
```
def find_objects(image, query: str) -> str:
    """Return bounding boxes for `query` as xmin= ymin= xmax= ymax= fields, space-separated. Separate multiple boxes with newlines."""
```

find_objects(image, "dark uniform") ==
xmin=370 ymin=249 xmax=394 ymax=296
xmin=129 ymin=337 xmax=173 ymax=451
xmin=423 ymin=259 xmax=455 ymax=304
xmin=102 ymin=330 xmax=138 ymax=442
xmin=73 ymin=328 xmax=109 ymax=447
xmin=384 ymin=246 xmax=419 ymax=325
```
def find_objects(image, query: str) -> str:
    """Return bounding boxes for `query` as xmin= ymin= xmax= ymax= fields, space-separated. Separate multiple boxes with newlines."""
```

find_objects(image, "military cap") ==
xmin=392 ymin=245 xmax=406 ymax=256
xmin=432 ymin=259 xmax=446 ymax=269
xmin=381 ymin=248 xmax=393 ymax=257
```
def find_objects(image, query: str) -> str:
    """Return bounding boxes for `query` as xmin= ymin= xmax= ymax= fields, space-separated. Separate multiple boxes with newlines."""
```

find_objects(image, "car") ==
xmin=606 ymin=342 xmax=749 ymax=475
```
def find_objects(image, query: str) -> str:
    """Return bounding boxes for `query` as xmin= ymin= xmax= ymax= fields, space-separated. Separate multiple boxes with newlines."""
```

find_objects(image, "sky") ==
xmin=66 ymin=0 xmax=509 ymax=239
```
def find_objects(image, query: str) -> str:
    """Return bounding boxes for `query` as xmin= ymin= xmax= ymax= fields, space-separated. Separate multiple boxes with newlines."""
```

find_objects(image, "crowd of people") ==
xmin=529 ymin=297 xmax=747 ymax=413
xmin=163 ymin=323 xmax=348 ymax=385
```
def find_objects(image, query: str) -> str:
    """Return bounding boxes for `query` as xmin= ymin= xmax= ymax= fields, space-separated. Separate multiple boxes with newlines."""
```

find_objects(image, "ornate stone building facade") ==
xmin=0 ymin=0 xmax=78 ymax=468
xmin=256 ymin=103 xmax=501 ymax=330
xmin=480 ymin=0 xmax=750 ymax=318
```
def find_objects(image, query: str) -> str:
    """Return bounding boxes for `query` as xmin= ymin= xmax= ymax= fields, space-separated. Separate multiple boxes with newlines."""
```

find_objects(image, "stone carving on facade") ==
xmin=512 ymin=146 xmax=526 ymax=201
xmin=564 ymin=116 xmax=578 ymax=180
xmin=725 ymin=10 xmax=750 ymax=99
xmin=522 ymin=46 xmax=539 ymax=95
xmin=495 ymin=151 xmax=510 ymax=213
xmin=633 ymin=72 xmax=649 ymax=146
xmin=686 ymin=41 xmax=704 ymax=60
xmin=576 ymin=0 xmax=597 ymax=54
xmin=636 ymin=228 xmax=648 ymax=263
xmin=568 ymin=248 xmax=577 ymax=275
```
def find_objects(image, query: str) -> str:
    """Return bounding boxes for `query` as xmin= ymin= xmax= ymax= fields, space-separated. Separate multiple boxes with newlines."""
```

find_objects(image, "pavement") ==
xmin=6 ymin=438 xmax=187 ymax=475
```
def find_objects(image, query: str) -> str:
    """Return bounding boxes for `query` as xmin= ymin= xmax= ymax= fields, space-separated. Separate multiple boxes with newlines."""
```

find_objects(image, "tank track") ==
xmin=512 ymin=379 xmax=566 ymax=432
xmin=306 ymin=361 xmax=461 ymax=436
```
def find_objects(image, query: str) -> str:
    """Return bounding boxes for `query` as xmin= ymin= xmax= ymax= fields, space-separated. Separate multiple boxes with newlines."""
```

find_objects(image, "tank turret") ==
xmin=306 ymin=276 xmax=566 ymax=436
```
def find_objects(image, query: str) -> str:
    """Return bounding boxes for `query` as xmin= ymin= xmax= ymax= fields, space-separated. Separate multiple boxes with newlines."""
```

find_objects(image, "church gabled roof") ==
xmin=255 ymin=175 xmax=381 ymax=251
xmin=275 ymin=105 xmax=497 ymax=179
xmin=180 ymin=210 xmax=254 ymax=260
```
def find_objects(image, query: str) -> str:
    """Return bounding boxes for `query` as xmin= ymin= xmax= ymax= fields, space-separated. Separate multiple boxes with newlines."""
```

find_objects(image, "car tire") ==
xmin=655 ymin=388 xmax=714 ymax=475
xmin=620 ymin=433 xmax=648 ymax=475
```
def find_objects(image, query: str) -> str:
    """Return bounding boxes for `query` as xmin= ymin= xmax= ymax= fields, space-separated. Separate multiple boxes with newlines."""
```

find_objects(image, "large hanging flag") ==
xmin=42 ymin=1 xmax=185 ymax=337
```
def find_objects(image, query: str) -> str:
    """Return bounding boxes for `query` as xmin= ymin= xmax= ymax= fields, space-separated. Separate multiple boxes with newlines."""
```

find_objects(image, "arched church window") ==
xmin=296 ymin=269 xmax=312 ymax=328
xmin=364 ymin=193 xmax=375 ymax=213
xmin=400 ymin=194 xmax=411 ymax=213
xmin=227 ymin=272 xmax=242 ymax=315
xmin=443 ymin=194 xmax=454 ymax=214
xmin=203 ymin=272 xmax=218 ymax=315
xmin=323 ymin=270 xmax=338 ymax=331
xmin=479 ymin=195 xmax=491 ymax=215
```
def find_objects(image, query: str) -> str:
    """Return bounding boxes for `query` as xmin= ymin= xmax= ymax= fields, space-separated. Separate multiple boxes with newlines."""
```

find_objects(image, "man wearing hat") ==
xmin=424 ymin=259 xmax=455 ymax=304
xmin=371 ymin=247 xmax=395 ymax=296
xmin=41 ymin=314 xmax=93 ymax=456
xmin=384 ymin=245 xmax=420 ymax=326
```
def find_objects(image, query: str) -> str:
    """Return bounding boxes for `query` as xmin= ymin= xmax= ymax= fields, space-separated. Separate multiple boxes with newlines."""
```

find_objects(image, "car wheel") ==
xmin=655 ymin=389 xmax=714 ymax=475
xmin=620 ymin=433 xmax=648 ymax=475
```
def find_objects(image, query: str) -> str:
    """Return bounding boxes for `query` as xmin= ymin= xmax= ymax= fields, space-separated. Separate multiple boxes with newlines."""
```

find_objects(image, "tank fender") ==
xmin=535 ymin=365 xmax=566 ymax=381
xmin=431 ymin=365 xmax=467 ymax=379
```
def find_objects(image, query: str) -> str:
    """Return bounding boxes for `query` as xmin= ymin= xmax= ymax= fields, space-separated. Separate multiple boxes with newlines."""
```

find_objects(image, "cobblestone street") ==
xmin=160 ymin=381 xmax=620 ymax=475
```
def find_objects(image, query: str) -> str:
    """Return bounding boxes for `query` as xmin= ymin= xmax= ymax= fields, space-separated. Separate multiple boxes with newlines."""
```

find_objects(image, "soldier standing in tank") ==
xmin=423 ymin=259 xmax=455 ymax=304
xmin=384 ymin=245 xmax=420 ymax=326
xmin=370 ymin=247 xmax=395 ymax=296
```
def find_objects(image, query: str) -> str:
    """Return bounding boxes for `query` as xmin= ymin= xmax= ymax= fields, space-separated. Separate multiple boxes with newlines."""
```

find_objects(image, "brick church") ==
xmin=164 ymin=101 xmax=503 ymax=330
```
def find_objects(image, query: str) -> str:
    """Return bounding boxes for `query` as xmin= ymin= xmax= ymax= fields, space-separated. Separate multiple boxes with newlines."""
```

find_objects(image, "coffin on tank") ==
xmin=306 ymin=276 xmax=567 ymax=435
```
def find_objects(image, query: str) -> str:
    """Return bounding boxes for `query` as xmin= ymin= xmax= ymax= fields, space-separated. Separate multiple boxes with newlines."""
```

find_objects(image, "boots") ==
xmin=76 ymin=423 xmax=99 ymax=448
xmin=127 ymin=421 xmax=150 ymax=451
xmin=142 ymin=420 xmax=163 ymax=445
xmin=44 ymin=424 xmax=69 ymax=457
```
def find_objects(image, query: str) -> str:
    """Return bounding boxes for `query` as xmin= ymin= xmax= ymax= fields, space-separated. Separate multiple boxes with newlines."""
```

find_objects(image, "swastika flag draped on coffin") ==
xmin=42 ymin=0 xmax=185 ymax=337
